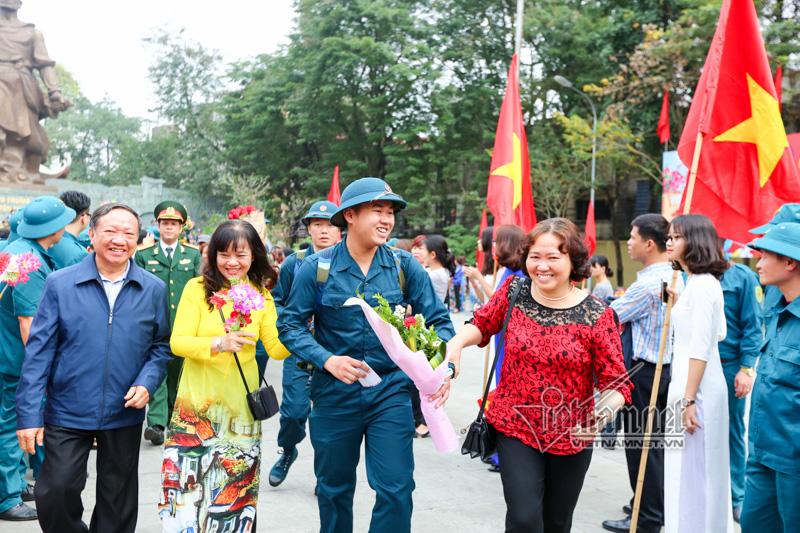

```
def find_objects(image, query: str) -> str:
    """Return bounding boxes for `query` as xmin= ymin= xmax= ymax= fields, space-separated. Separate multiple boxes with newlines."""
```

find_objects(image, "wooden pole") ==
xmin=629 ymin=131 xmax=703 ymax=533
xmin=481 ymin=260 xmax=500 ymax=391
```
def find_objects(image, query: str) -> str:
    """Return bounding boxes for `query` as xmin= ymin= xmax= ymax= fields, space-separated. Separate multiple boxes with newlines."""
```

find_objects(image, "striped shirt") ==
xmin=610 ymin=262 xmax=683 ymax=365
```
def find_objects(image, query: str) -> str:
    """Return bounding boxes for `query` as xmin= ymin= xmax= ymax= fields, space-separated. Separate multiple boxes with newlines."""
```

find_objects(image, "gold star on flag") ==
xmin=713 ymin=73 xmax=788 ymax=187
xmin=491 ymin=132 xmax=522 ymax=208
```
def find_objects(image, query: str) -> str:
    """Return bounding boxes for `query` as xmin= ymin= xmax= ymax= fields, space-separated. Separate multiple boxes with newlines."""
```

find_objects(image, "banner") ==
xmin=661 ymin=150 xmax=688 ymax=221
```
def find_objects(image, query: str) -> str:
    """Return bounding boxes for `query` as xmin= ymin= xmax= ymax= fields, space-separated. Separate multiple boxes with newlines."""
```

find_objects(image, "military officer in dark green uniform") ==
xmin=135 ymin=201 xmax=200 ymax=445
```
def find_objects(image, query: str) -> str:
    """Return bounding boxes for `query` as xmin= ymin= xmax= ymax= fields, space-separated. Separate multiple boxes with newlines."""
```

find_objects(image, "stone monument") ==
xmin=0 ymin=0 xmax=70 ymax=185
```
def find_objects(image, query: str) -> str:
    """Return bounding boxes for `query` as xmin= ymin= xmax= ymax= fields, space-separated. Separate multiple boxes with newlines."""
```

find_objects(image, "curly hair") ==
xmin=203 ymin=220 xmax=277 ymax=309
xmin=527 ymin=218 xmax=591 ymax=282
xmin=668 ymin=214 xmax=728 ymax=279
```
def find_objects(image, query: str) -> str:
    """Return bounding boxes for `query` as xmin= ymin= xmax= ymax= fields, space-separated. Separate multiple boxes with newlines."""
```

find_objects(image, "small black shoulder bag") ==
xmin=218 ymin=309 xmax=280 ymax=421
xmin=461 ymin=279 xmax=523 ymax=460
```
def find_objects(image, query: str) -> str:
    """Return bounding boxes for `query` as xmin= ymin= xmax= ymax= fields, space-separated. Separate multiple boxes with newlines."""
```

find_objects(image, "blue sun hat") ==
xmin=749 ymin=203 xmax=800 ymax=235
xmin=302 ymin=200 xmax=338 ymax=224
xmin=748 ymin=222 xmax=800 ymax=262
xmin=6 ymin=209 xmax=24 ymax=243
xmin=16 ymin=196 xmax=76 ymax=240
xmin=330 ymin=177 xmax=407 ymax=228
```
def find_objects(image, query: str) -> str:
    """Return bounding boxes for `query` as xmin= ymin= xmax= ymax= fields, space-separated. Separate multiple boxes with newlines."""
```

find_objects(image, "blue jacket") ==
xmin=718 ymin=263 xmax=763 ymax=367
xmin=278 ymin=239 xmax=455 ymax=374
xmin=16 ymin=254 xmax=171 ymax=431
xmin=747 ymin=288 xmax=800 ymax=475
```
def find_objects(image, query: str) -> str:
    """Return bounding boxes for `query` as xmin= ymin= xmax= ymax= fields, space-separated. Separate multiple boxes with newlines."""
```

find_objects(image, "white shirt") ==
xmin=99 ymin=261 xmax=130 ymax=311
xmin=159 ymin=240 xmax=178 ymax=260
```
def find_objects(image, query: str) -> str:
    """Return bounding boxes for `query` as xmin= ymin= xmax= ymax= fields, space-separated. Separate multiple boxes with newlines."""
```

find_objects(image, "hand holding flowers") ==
xmin=208 ymin=280 xmax=265 ymax=353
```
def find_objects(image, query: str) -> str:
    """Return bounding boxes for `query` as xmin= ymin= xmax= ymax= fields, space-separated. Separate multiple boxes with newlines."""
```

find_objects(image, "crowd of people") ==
xmin=0 ymin=181 xmax=798 ymax=533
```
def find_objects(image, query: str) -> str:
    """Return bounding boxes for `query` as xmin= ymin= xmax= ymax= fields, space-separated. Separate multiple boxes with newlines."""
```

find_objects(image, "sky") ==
xmin=21 ymin=0 xmax=296 ymax=119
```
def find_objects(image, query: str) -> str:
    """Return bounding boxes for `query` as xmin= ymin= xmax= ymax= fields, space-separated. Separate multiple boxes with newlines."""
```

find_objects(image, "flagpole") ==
xmin=514 ymin=0 xmax=524 ymax=57
xmin=629 ymin=132 xmax=703 ymax=533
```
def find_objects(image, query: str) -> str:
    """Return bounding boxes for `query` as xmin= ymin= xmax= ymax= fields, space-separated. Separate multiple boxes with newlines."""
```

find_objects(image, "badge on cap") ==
xmin=320 ymin=205 xmax=327 ymax=212
xmin=384 ymin=184 xmax=393 ymax=193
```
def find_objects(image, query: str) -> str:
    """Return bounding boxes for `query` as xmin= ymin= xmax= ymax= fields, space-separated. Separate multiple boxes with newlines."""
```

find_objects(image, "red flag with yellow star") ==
xmin=677 ymin=0 xmax=800 ymax=243
xmin=486 ymin=54 xmax=536 ymax=232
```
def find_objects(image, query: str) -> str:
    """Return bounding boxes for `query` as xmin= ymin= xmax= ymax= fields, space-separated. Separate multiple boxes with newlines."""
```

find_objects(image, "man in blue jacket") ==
xmin=269 ymin=199 xmax=340 ymax=487
xmin=14 ymin=203 xmax=171 ymax=533
xmin=278 ymin=178 xmax=454 ymax=533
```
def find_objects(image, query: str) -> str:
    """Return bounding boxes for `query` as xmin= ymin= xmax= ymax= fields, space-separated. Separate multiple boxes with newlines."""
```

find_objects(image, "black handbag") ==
xmin=461 ymin=279 xmax=523 ymax=460
xmin=218 ymin=309 xmax=280 ymax=421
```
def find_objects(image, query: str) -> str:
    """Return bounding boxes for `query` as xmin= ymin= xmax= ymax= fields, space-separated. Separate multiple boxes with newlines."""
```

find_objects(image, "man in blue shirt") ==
xmin=15 ymin=203 xmax=170 ymax=533
xmin=604 ymin=214 xmax=682 ymax=533
xmin=739 ymin=221 xmax=800 ymax=531
xmin=278 ymin=178 xmax=454 ymax=533
xmin=268 ymin=200 xmax=340 ymax=487
xmin=0 ymin=196 xmax=73 ymax=522
xmin=718 ymin=261 xmax=763 ymax=521
xmin=47 ymin=191 xmax=90 ymax=270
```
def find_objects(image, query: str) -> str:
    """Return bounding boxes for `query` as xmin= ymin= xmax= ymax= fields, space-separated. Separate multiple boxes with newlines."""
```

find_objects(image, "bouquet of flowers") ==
xmin=227 ymin=205 xmax=257 ymax=220
xmin=208 ymin=280 xmax=265 ymax=332
xmin=345 ymin=295 xmax=458 ymax=453
xmin=371 ymin=294 xmax=446 ymax=370
xmin=0 ymin=251 xmax=42 ymax=300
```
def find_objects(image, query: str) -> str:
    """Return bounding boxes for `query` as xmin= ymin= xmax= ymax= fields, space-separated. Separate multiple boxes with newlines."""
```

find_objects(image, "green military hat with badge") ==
xmin=330 ymin=177 xmax=407 ymax=228
xmin=154 ymin=200 xmax=188 ymax=224
xmin=749 ymin=203 xmax=800 ymax=235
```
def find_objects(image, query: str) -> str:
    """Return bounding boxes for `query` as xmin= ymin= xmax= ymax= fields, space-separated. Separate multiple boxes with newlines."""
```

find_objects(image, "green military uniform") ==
xmin=134 ymin=201 xmax=200 ymax=437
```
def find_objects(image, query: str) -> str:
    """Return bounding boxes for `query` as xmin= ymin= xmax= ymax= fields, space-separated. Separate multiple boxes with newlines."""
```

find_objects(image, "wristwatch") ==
xmin=740 ymin=366 xmax=755 ymax=377
xmin=680 ymin=398 xmax=696 ymax=408
xmin=213 ymin=337 xmax=223 ymax=352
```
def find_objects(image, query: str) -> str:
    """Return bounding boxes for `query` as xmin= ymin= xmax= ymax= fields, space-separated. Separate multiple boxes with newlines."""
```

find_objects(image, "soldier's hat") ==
xmin=302 ymin=200 xmax=338 ymax=225
xmin=17 ymin=196 xmax=76 ymax=240
xmin=749 ymin=222 xmax=800 ymax=262
xmin=154 ymin=201 xmax=188 ymax=223
xmin=330 ymin=177 xmax=406 ymax=228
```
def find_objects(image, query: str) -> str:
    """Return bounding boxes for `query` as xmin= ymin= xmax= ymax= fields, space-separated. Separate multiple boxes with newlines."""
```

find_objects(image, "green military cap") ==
xmin=748 ymin=222 xmax=800 ymax=262
xmin=749 ymin=203 xmax=800 ymax=235
xmin=330 ymin=177 xmax=407 ymax=228
xmin=6 ymin=209 xmax=24 ymax=242
xmin=154 ymin=201 xmax=188 ymax=224
xmin=17 ymin=196 xmax=76 ymax=239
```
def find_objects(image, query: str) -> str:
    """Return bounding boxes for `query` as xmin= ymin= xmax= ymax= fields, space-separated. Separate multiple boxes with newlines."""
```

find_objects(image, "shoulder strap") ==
xmin=217 ymin=308 xmax=265 ymax=393
xmin=475 ymin=278 xmax=524 ymax=421
xmin=293 ymin=248 xmax=308 ymax=276
xmin=390 ymin=248 xmax=407 ymax=297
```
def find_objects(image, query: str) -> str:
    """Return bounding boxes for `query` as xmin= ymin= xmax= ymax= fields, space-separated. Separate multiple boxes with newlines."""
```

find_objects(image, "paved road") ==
xmin=14 ymin=312 xmax=712 ymax=532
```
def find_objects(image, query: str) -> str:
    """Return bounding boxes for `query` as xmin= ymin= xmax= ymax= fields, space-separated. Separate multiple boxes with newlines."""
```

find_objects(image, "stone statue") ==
xmin=0 ymin=0 xmax=70 ymax=184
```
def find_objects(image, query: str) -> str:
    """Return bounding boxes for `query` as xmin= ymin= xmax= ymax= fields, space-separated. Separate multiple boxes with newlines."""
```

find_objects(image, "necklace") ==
xmin=533 ymin=284 xmax=574 ymax=302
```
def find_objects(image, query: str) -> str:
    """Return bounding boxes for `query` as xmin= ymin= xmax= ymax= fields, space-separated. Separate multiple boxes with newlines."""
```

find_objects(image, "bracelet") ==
xmin=447 ymin=362 xmax=456 ymax=379
xmin=680 ymin=398 xmax=696 ymax=408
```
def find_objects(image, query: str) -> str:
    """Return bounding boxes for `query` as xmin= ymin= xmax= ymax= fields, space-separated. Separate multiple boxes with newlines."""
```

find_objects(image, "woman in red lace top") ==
xmin=448 ymin=218 xmax=632 ymax=533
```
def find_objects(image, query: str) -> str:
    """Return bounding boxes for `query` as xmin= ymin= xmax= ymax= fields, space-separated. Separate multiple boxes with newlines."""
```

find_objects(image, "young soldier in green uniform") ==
xmin=268 ymin=200 xmax=340 ymax=487
xmin=0 ymin=197 xmax=73 ymax=522
xmin=278 ymin=178 xmax=454 ymax=533
xmin=135 ymin=201 xmax=200 ymax=445
xmin=48 ymin=191 xmax=91 ymax=270
xmin=740 ymin=221 xmax=800 ymax=530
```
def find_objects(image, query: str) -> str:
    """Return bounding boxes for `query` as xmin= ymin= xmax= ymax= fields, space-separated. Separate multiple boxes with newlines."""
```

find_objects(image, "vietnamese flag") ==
xmin=328 ymin=165 xmax=342 ymax=206
xmin=657 ymin=90 xmax=670 ymax=145
xmin=476 ymin=208 xmax=488 ymax=271
xmin=677 ymin=0 xmax=800 ymax=243
xmin=486 ymin=54 xmax=536 ymax=232
xmin=584 ymin=200 xmax=596 ymax=256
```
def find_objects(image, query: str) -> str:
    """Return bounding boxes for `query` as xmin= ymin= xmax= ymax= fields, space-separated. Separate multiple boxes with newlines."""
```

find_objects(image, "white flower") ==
xmin=394 ymin=305 xmax=406 ymax=319
xmin=432 ymin=339 xmax=442 ymax=348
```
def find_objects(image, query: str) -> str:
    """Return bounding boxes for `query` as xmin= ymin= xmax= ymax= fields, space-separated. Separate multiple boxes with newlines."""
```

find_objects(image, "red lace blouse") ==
xmin=471 ymin=277 xmax=632 ymax=455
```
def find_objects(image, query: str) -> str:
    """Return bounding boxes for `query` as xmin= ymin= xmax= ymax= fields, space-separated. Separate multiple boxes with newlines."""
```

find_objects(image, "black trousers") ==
xmin=35 ymin=423 xmax=142 ymax=533
xmin=496 ymin=433 xmax=593 ymax=533
xmin=621 ymin=361 xmax=670 ymax=531
xmin=410 ymin=384 xmax=426 ymax=427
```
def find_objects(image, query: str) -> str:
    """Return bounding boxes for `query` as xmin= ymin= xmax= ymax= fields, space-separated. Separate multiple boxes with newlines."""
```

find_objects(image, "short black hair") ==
xmin=60 ymin=191 xmax=91 ymax=221
xmin=90 ymin=203 xmax=141 ymax=234
xmin=632 ymin=214 xmax=668 ymax=252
